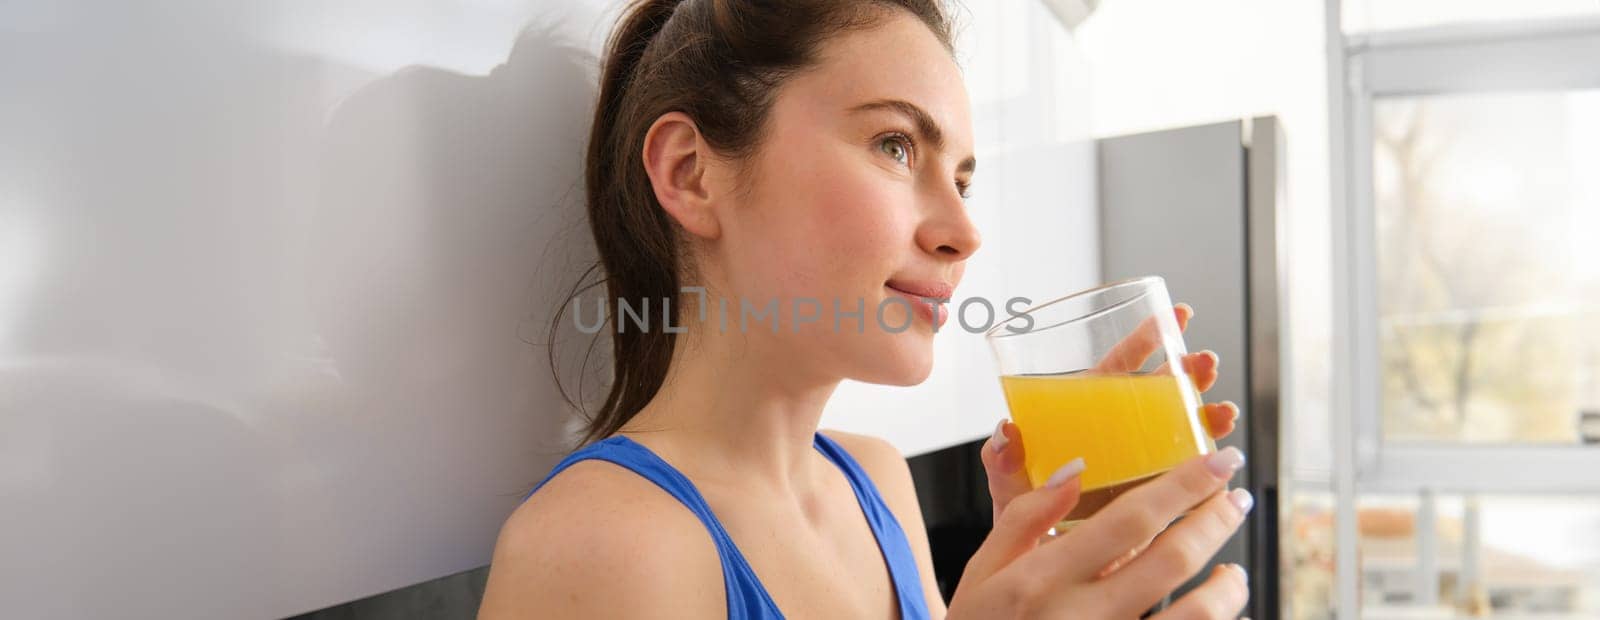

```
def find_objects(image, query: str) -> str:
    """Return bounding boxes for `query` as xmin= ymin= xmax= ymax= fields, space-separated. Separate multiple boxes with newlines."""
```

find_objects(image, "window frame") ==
xmin=1328 ymin=8 xmax=1600 ymax=618
xmin=1340 ymin=15 xmax=1600 ymax=492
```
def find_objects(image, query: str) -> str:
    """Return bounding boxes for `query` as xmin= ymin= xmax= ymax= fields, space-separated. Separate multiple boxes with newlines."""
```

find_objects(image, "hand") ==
xmin=982 ymin=303 xmax=1238 ymax=523
xmin=947 ymin=449 xmax=1254 ymax=619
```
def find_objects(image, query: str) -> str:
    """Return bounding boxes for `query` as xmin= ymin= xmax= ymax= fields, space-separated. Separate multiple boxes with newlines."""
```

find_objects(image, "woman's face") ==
xmin=704 ymin=10 xmax=979 ymax=387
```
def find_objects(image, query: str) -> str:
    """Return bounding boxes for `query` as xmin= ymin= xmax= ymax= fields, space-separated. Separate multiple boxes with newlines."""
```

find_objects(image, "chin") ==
xmin=852 ymin=333 xmax=936 ymax=386
xmin=882 ymin=364 xmax=934 ymax=386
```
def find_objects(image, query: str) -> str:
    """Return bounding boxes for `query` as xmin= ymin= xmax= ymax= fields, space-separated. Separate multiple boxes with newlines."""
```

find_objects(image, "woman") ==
xmin=478 ymin=1 xmax=1252 ymax=617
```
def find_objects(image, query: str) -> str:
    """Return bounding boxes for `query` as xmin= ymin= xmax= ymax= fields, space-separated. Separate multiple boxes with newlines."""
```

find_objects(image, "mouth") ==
xmin=884 ymin=279 xmax=953 ymax=329
xmin=885 ymin=279 xmax=954 ymax=300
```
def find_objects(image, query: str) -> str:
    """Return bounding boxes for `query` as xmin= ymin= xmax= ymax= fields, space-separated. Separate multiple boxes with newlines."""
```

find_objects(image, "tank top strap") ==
xmin=812 ymin=433 xmax=931 ymax=620
xmin=524 ymin=437 xmax=784 ymax=619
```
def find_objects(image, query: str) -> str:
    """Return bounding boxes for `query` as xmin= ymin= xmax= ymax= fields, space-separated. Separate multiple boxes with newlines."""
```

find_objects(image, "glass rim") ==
xmin=985 ymin=275 xmax=1165 ymax=340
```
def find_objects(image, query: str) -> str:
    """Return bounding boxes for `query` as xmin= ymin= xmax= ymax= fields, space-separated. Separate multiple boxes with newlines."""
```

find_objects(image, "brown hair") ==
xmin=556 ymin=0 xmax=955 ymax=446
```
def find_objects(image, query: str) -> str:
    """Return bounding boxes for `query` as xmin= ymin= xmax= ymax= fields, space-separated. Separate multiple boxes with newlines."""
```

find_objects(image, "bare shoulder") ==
xmin=818 ymin=429 xmax=923 ymax=519
xmin=820 ymin=429 xmax=948 ymax=617
xmin=819 ymin=429 xmax=913 ymax=486
xmin=477 ymin=459 xmax=724 ymax=619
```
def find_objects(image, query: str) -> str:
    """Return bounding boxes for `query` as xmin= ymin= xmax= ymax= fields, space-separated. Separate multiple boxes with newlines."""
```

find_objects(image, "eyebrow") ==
xmin=849 ymin=98 xmax=977 ymax=175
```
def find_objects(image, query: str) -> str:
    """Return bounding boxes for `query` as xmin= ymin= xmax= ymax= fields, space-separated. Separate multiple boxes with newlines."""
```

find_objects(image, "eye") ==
xmin=877 ymin=133 xmax=913 ymax=166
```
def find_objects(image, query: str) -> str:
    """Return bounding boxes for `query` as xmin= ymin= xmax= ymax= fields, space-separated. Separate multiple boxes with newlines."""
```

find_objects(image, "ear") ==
xmin=641 ymin=111 xmax=722 ymax=240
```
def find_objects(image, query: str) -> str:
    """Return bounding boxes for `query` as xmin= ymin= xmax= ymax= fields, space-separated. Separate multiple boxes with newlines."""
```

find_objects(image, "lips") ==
xmin=885 ymin=279 xmax=953 ymax=328
xmin=884 ymin=280 xmax=954 ymax=300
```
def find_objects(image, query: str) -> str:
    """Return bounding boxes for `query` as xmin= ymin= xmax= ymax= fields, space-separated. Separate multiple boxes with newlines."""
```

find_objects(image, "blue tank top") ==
xmin=522 ymin=433 xmax=930 ymax=619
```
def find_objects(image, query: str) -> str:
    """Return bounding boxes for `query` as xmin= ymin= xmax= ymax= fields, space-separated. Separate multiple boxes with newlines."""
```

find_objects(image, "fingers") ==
xmin=1094 ymin=539 xmax=1152 ymax=579
xmin=1185 ymin=350 xmax=1220 ymax=392
xmin=1203 ymin=401 xmax=1239 ymax=439
xmin=960 ymin=459 xmax=1083 ymax=586
xmin=1152 ymin=349 xmax=1219 ymax=390
xmin=1095 ymin=304 xmax=1193 ymax=373
xmin=981 ymin=420 xmax=1033 ymax=521
xmin=1149 ymin=564 xmax=1250 ymax=620
xmin=1108 ymin=486 xmax=1254 ymax=605
xmin=1037 ymin=447 xmax=1244 ymax=581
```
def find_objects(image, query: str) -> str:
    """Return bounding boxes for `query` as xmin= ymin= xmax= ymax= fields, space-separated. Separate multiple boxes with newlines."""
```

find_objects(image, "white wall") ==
xmin=1 ymin=2 xmax=611 ymax=618
xmin=0 ymin=0 xmax=1100 ymax=617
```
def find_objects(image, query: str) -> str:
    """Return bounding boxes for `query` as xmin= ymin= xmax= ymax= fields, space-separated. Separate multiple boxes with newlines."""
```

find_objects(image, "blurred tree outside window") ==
xmin=1374 ymin=89 xmax=1600 ymax=444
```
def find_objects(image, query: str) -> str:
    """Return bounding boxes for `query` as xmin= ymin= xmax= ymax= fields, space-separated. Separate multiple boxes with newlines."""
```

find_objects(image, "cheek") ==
xmin=732 ymin=141 xmax=912 ymax=304
xmin=804 ymin=166 xmax=909 ymax=270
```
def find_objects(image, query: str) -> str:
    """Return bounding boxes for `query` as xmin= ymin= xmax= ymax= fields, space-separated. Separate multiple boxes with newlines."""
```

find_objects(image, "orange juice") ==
xmin=999 ymin=373 xmax=1215 ymax=520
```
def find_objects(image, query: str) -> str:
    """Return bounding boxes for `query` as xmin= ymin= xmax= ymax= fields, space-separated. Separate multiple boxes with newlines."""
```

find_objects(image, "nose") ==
xmin=916 ymin=186 xmax=982 ymax=261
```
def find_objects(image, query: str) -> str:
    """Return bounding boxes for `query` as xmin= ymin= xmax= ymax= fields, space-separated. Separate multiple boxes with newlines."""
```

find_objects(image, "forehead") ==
xmin=777 ymin=11 xmax=973 ymax=151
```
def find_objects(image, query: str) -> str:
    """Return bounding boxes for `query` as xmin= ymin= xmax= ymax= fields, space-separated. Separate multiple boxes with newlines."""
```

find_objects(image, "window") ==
xmin=1374 ymin=89 xmax=1600 ymax=445
xmin=1328 ymin=9 xmax=1600 ymax=620
xmin=1292 ymin=491 xmax=1600 ymax=617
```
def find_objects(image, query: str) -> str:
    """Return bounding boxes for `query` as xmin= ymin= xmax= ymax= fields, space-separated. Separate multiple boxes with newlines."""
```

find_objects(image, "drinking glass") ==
xmin=986 ymin=276 xmax=1215 ymax=527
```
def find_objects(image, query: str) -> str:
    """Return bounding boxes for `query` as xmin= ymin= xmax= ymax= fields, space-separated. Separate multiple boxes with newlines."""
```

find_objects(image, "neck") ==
xmin=618 ymin=321 xmax=840 ymax=493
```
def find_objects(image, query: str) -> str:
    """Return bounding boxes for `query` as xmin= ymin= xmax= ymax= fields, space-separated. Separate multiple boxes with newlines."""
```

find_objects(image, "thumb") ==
xmin=980 ymin=420 xmax=1033 ymax=521
xmin=961 ymin=458 xmax=1084 ymax=586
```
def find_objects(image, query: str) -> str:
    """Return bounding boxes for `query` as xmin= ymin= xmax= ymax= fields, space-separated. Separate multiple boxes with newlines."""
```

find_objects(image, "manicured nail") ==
xmin=1205 ymin=446 xmax=1246 ymax=477
xmin=1228 ymin=488 xmax=1255 ymax=513
xmin=1045 ymin=458 xmax=1085 ymax=488
xmin=990 ymin=419 xmax=1009 ymax=453
xmin=1227 ymin=563 xmax=1249 ymax=581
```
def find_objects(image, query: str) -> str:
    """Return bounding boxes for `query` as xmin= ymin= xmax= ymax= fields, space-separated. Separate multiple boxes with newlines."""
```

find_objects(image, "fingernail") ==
xmin=1045 ymin=458 xmax=1085 ymax=488
xmin=1228 ymin=563 xmax=1248 ymax=581
xmin=1176 ymin=302 xmax=1194 ymax=316
xmin=1205 ymin=446 xmax=1245 ymax=477
xmin=1224 ymin=401 xmax=1240 ymax=420
xmin=1228 ymin=488 xmax=1255 ymax=513
xmin=1203 ymin=350 xmax=1219 ymax=366
xmin=990 ymin=419 xmax=1009 ymax=453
